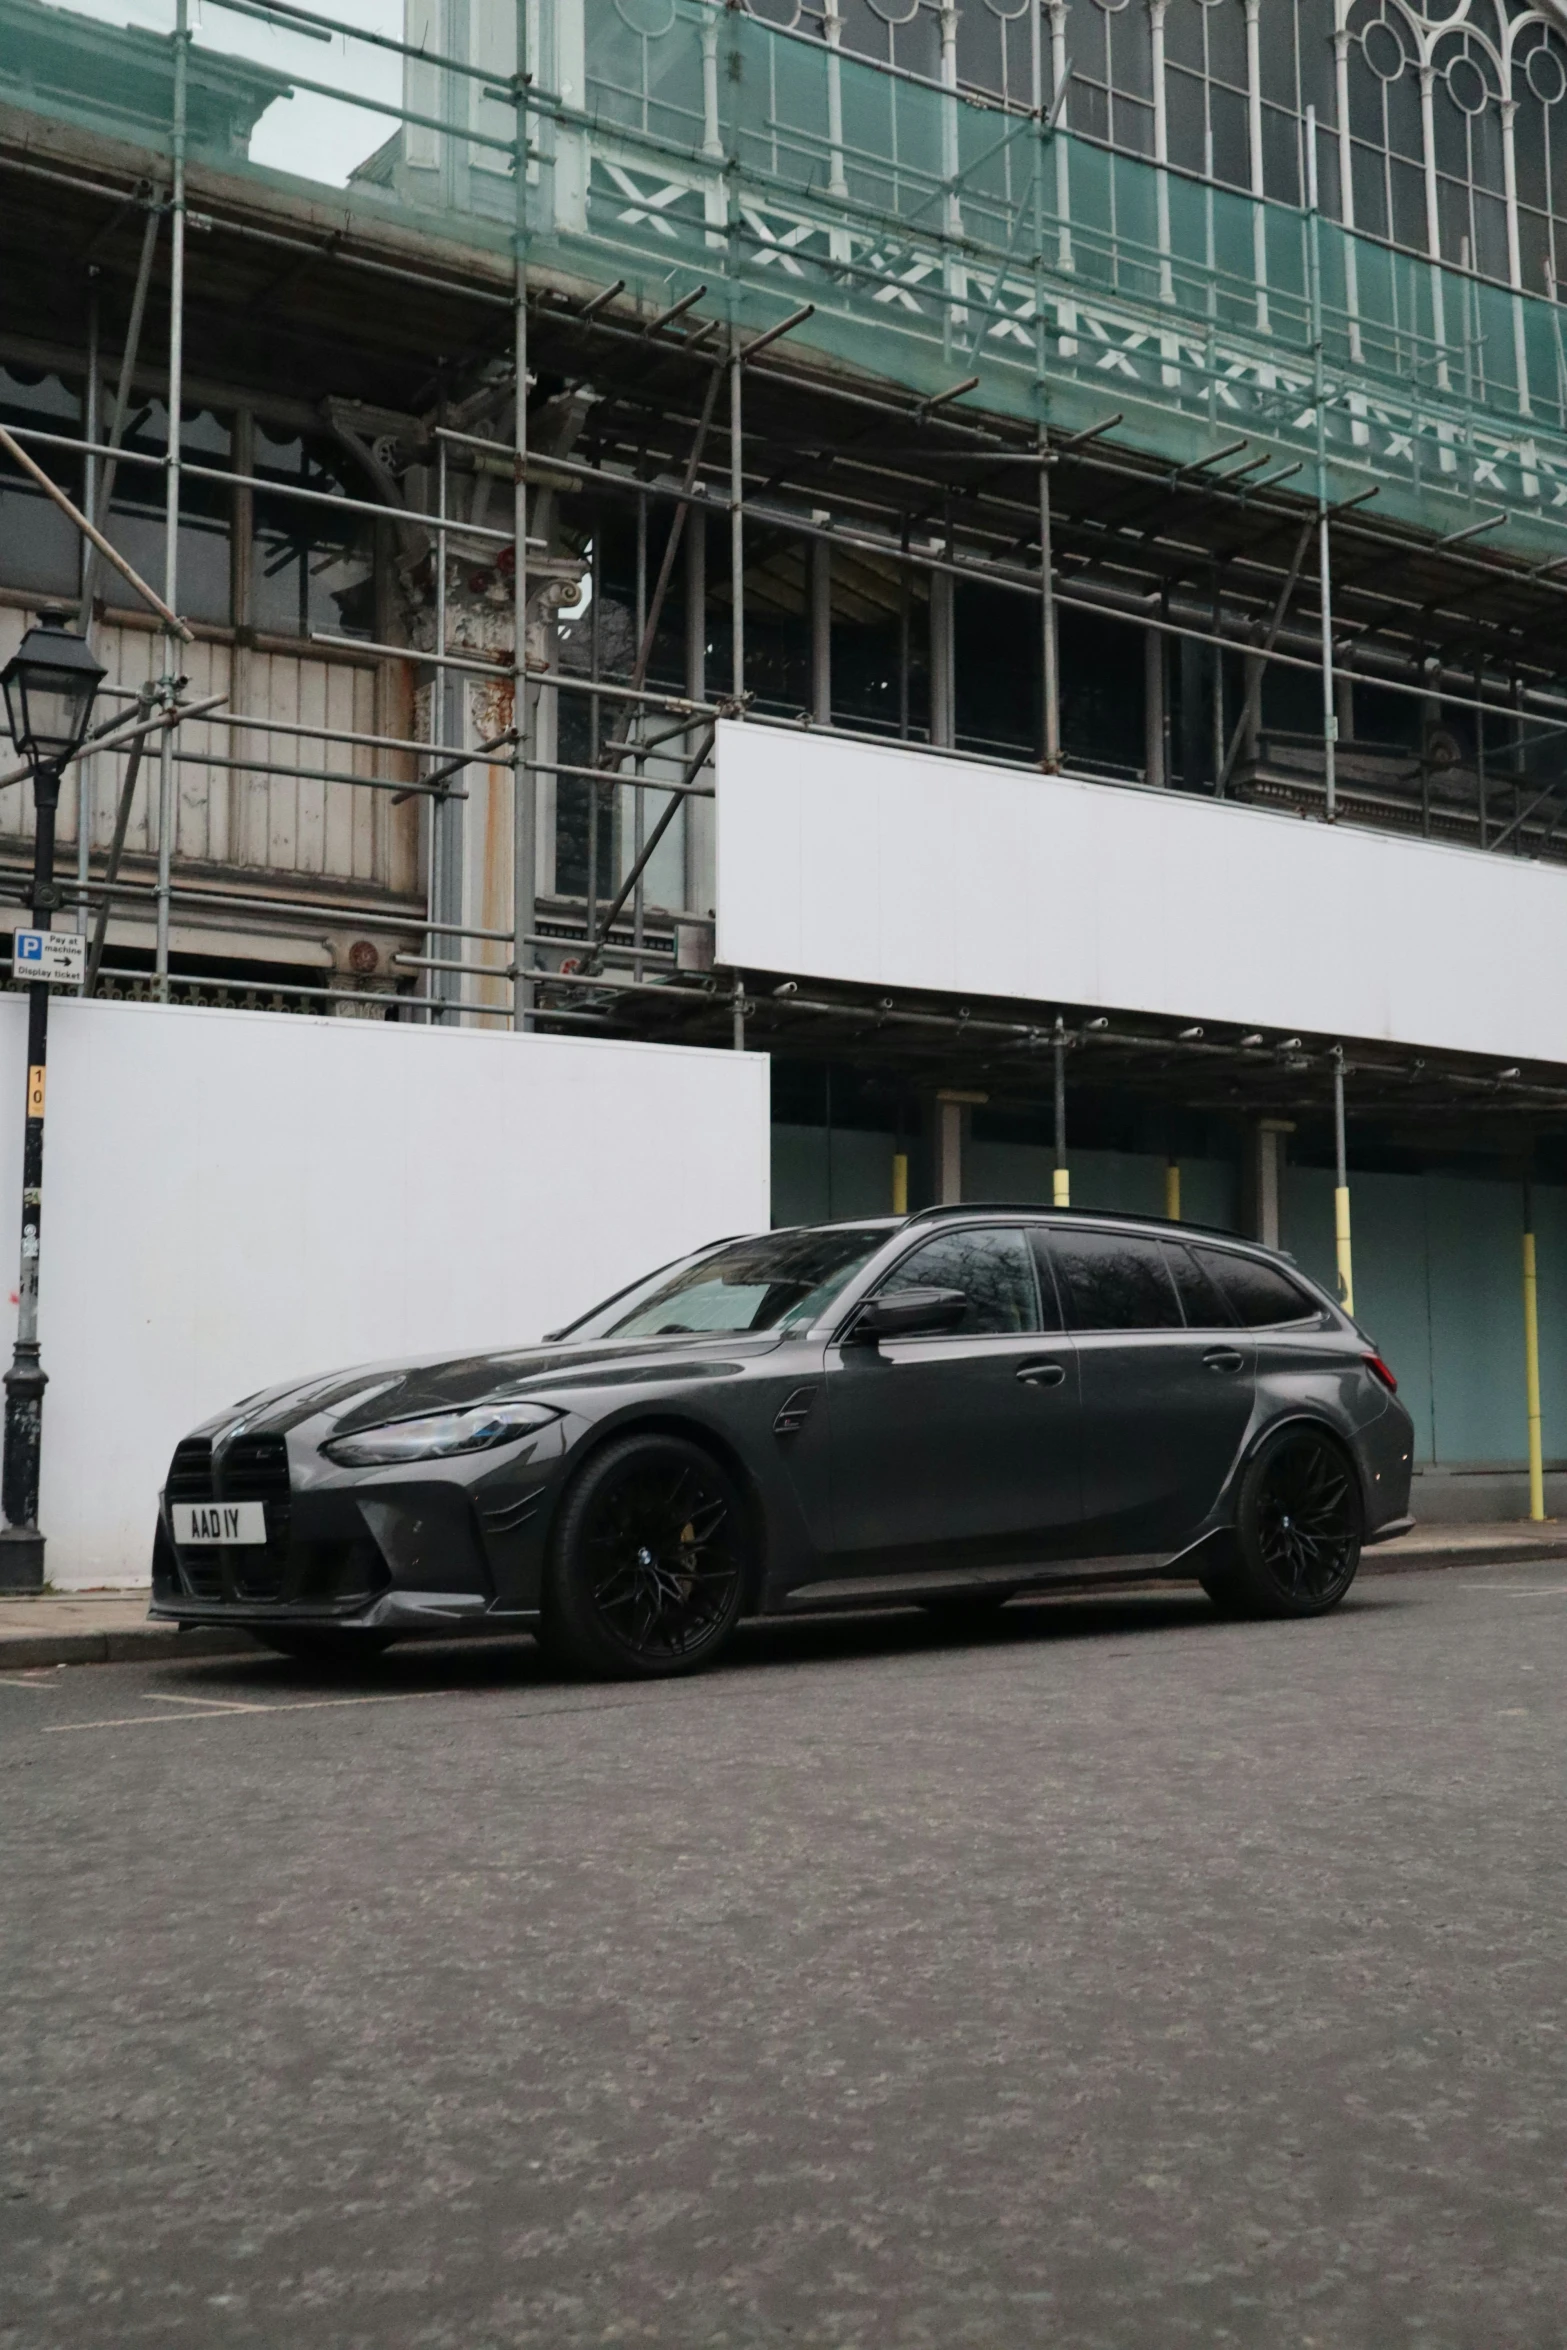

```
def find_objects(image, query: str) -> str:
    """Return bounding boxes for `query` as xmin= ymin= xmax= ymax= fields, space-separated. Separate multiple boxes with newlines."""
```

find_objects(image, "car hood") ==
xmin=198 ymin=1332 xmax=791 ymax=1441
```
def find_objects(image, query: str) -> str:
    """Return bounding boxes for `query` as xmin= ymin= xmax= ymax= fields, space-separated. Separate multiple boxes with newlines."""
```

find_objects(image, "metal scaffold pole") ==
xmin=1038 ymin=432 xmax=1060 ymax=771
xmin=1053 ymin=1020 xmax=1069 ymax=1207
xmin=1333 ymin=1044 xmax=1354 ymax=1316
xmin=155 ymin=0 xmax=190 ymax=1000
xmin=1522 ymin=1174 xmax=1546 ymax=1522
xmin=512 ymin=0 xmax=534 ymax=1034
xmin=729 ymin=331 xmax=744 ymax=706
xmin=1305 ymin=107 xmax=1338 ymax=824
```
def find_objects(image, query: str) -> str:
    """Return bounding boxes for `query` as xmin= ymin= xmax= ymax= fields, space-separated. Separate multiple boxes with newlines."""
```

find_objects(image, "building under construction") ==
xmin=5 ymin=0 xmax=1567 ymax=1518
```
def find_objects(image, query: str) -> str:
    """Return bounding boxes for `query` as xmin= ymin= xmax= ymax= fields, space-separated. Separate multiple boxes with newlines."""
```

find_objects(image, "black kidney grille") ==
xmin=217 ymin=1433 xmax=291 ymax=1503
xmin=166 ymin=1438 xmax=214 ymax=1503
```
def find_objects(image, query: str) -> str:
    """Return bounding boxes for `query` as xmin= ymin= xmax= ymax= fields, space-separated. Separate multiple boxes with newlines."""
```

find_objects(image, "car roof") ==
xmin=776 ymin=1203 xmax=1295 ymax=1266
xmin=903 ymin=1201 xmax=1257 ymax=1247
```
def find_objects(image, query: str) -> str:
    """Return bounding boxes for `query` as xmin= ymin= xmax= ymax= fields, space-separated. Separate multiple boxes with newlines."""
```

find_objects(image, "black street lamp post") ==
xmin=0 ymin=609 xmax=105 ymax=1590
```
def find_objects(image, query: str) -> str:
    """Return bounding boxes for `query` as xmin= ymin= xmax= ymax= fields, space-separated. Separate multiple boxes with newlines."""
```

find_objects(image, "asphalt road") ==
xmin=4 ymin=1566 xmax=1566 ymax=2350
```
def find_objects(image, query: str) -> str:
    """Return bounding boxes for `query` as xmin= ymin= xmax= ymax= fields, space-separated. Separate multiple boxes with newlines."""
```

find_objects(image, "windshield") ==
xmin=562 ymin=1226 xmax=892 ymax=1342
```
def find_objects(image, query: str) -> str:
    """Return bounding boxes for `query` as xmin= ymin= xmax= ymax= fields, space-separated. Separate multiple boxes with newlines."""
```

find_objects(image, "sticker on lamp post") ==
xmin=11 ymin=931 xmax=85 ymax=987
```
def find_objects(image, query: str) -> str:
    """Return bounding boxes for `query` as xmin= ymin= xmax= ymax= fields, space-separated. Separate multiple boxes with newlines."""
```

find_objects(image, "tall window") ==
xmin=754 ymin=0 xmax=1567 ymax=298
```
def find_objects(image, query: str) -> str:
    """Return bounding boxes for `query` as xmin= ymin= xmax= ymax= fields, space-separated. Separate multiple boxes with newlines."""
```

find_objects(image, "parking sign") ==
xmin=11 ymin=930 xmax=86 ymax=986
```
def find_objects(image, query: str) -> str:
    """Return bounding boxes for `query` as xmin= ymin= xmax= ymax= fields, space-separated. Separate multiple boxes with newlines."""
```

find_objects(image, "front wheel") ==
xmin=1204 ymin=1426 xmax=1363 ymax=1619
xmin=542 ymin=1434 xmax=750 ymax=1679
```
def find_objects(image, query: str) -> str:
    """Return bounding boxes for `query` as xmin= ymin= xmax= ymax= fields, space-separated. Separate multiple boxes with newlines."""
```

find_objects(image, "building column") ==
xmin=935 ymin=1088 xmax=985 ymax=1204
xmin=1252 ymin=1118 xmax=1295 ymax=1250
xmin=937 ymin=1095 xmax=963 ymax=1203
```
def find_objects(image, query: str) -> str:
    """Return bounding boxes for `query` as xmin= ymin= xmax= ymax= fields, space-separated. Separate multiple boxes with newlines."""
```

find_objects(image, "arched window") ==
xmin=1510 ymin=8 xmax=1567 ymax=293
xmin=738 ymin=0 xmax=1567 ymax=299
xmin=1166 ymin=2 xmax=1252 ymax=191
xmin=1071 ymin=0 xmax=1158 ymax=157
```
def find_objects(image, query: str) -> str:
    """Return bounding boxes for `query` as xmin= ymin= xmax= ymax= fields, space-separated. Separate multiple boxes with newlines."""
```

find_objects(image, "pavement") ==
xmin=4 ymin=1562 xmax=1566 ymax=2346
xmin=3 ymin=1516 xmax=1566 ymax=1668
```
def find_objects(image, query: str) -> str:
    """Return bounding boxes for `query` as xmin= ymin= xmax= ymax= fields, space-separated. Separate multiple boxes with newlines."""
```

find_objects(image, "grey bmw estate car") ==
xmin=152 ymin=1206 xmax=1415 ymax=1677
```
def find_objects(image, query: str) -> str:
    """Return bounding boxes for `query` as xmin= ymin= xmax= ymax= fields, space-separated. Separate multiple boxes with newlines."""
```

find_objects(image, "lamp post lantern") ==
xmin=0 ymin=608 xmax=105 ymax=1589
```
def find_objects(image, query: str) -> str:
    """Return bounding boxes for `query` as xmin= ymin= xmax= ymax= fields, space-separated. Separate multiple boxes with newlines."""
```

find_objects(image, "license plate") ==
xmin=172 ymin=1501 xmax=268 ymax=1547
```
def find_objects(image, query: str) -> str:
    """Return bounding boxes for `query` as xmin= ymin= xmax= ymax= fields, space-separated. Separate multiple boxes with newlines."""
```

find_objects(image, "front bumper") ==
xmin=152 ymin=1429 xmax=563 ymax=1631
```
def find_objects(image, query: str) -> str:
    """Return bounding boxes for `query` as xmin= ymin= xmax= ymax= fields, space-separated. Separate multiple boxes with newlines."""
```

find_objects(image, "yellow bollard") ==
xmin=1165 ymin=1161 xmax=1180 ymax=1221
xmin=891 ymin=1152 xmax=908 ymax=1216
xmin=1053 ymin=1167 xmax=1070 ymax=1207
xmin=1334 ymin=1184 xmax=1354 ymax=1319
xmin=1523 ymin=1228 xmax=1546 ymax=1522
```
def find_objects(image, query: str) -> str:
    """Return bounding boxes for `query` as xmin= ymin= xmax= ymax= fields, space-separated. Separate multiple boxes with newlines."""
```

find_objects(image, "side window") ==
xmin=1194 ymin=1247 xmax=1316 ymax=1327
xmin=1049 ymin=1232 xmax=1183 ymax=1332
xmin=879 ymin=1227 xmax=1040 ymax=1335
xmin=1164 ymin=1242 xmax=1236 ymax=1328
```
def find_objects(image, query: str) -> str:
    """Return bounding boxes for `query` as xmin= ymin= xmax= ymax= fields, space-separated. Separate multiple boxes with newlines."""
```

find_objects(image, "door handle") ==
xmin=1016 ymin=1361 xmax=1067 ymax=1388
xmin=1203 ymin=1348 xmax=1244 ymax=1374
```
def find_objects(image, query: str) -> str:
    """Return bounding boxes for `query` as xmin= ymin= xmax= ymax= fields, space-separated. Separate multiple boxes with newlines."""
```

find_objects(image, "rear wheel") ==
xmin=254 ymin=1628 xmax=395 ymax=1667
xmin=1203 ymin=1426 xmax=1362 ymax=1619
xmin=542 ymin=1434 xmax=750 ymax=1679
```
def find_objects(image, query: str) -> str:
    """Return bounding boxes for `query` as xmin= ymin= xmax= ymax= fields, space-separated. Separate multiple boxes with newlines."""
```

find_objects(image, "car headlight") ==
xmin=322 ymin=1399 xmax=561 ymax=1466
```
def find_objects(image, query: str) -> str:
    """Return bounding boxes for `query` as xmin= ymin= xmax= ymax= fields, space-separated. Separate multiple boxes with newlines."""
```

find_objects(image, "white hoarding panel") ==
xmin=716 ymin=721 xmax=1567 ymax=1064
xmin=0 ymin=1000 xmax=770 ymax=1586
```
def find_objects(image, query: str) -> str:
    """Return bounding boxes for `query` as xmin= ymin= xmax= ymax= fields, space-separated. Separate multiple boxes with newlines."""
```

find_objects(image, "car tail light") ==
xmin=1363 ymin=1352 xmax=1398 ymax=1395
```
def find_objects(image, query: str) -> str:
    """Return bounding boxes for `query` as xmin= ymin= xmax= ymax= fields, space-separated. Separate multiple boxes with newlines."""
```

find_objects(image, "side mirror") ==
xmin=848 ymin=1285 xmax=969 ymax=1344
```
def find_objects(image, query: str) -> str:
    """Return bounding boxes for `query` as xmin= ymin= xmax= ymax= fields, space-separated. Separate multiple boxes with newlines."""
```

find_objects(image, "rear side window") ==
xmin=1195 ymin=1247 xmax=1316 ymax=1327
xmin=1048 ymin=1231 xmax=1183 ymax=1331
xmin=1164 ymin=1243 xmax=1236 ymax=1328
xmin=879 ymin=1226 xmax=1042 ymax=1334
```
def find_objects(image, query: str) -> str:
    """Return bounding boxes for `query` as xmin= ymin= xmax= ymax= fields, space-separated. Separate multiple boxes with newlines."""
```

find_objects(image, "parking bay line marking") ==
xmin=45 ymin=1687 xmax=494 ymax=1734
xmin=147 ymin=1691 xmax=267 ymax=1711
xmin=1458 ymin=1583 xmax=1567 ymax=1594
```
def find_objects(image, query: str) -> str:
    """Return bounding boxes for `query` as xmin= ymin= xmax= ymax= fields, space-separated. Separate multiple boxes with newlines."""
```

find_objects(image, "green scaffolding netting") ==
xmin=6 ymin=0 xmax=1567 ymax=559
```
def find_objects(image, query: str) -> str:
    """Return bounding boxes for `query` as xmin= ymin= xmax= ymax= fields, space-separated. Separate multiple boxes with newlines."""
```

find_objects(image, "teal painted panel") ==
xmin=1177 ymin=1158 xmax=1242 ymax=1234
xmin=964 ymin=1140 xmax=1056 ymax=1205
xmin=1530 ymin=1186 xmax=1567 ymax=1463
xmin=826 ymin=1129 xmax=898 ymax=1221
xmin=965 ymin=1141 xmax=1238 ymax=1224
xmin=1283 ymin=1164 xmax=1337 ymax=1297
xmin=1424 ymin=1176 xmax=1528 ymax=1467
xmin=1345 ymin=1175 xmax=1436 ymax=1465
xmin=772 ymin=1124 xmax=897 ymax=1225
xmin=1285 ymin=1165 xmax=1436 ymax=1462
xmin=772 ymin=1124 xmax=830 ymax=1228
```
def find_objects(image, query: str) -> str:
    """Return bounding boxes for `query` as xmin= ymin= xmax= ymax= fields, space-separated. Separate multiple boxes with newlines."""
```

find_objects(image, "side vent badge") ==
xmin=773 ymin=1387 xmax=818 ymax=1437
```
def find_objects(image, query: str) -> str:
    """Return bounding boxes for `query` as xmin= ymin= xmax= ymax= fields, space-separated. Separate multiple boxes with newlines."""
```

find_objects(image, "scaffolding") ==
xmin=1 ymin=0 xmax=1567 ymax=1137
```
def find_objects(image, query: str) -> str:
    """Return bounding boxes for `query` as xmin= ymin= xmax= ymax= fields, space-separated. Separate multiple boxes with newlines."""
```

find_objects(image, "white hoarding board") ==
xmin=0 ymin=999 xmax=771 ymax=1586
xmin=716 ymin=721 xmax=1567 ymax=1064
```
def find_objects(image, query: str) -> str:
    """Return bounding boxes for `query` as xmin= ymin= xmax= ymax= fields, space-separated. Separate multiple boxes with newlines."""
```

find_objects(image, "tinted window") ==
xmin=1195 ymin=1247 xmax=1316 ymax=1328
xmin=1165 ymin=1242 xmax=1236 ymax=1328
xmin=1050 ymin=1232 xmax=1183 ymax=1331
xmin=880 ymin=1227 xmax=1040 ymax=1335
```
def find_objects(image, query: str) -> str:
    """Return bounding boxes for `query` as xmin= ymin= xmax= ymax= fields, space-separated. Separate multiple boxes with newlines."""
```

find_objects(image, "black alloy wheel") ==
xmin=542 ymin=1433 xmax=749 ymax=1678
xmin=1204 ymin=1425 xmax=1363 ymax=1619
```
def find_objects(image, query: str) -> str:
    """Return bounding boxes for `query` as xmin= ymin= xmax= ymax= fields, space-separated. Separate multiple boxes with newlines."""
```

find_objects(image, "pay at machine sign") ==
xmin=171 ymin=1502 xmax=268 ymax=1547
xmin=12 ymin=929 xmax=86 ymax=985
